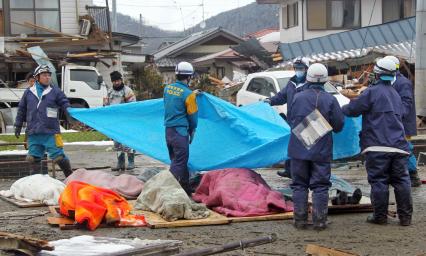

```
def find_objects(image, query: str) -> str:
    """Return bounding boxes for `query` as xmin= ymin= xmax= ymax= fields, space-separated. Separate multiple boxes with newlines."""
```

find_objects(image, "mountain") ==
xmin=115 ymin=3 xmax=279 ymax=54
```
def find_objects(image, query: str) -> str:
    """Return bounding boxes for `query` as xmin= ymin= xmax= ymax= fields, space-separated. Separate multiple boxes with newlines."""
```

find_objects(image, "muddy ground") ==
xmin=0 ymin=144 xmax=425 ymax=255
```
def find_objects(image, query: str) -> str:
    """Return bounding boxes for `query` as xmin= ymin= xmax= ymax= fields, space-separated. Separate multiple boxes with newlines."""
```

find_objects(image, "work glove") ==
xmin=14 ymin=126 xmax=22 ymax=139
xmin=194 ymin=89 xmax=203 ymax=95
xmin=263 ymin=98 xmax=271 ymax=104
xmin=189 ymin=130 xmax=196 ymax=144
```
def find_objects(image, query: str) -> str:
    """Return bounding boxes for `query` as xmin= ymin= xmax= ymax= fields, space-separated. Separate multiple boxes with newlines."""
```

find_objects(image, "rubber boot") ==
xmin=277 ymin=169 xmax=291 ymax=178
xmin=57 ymin=158 xmax=73 ymax=177
xmin=31 ymin=158 xmax=42 ymax=175
xmin=293 ymin=213 xmax=308 ymax=230
xmin=127 ymin=152 xmax=135 ymax=170
xmin=409 ymin=171 xmax=421 ymax=187
xmin=112 ymin=152 xmax=125 ymax=172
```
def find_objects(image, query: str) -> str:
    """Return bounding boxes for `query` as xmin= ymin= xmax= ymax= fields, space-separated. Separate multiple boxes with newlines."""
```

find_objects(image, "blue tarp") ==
xmin=69 ymin=93 xmax=361 ymax=172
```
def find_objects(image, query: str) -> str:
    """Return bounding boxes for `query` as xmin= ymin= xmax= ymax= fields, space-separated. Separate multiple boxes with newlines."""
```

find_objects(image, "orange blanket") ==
xmin=59 ymin=181 xmax=145 ymax=230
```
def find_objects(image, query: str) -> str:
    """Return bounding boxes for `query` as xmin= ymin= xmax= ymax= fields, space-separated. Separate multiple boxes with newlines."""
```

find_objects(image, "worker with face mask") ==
xmin=342 ymin=58 xmax=413 ymax=226
xmin=288 ymin=63 xmax=344 ymax=230
xmin=106 ymin=71 xmax=137 ymax=172
xmin=264 ymin=57 xmax=310 ymax=178
xmin=383 ymin=56 xmax=420 ymax=187
xmin=163 ymin=61 xmax=199 ymax=195
xmin=14 ymin=65 xmax=73 ymax=177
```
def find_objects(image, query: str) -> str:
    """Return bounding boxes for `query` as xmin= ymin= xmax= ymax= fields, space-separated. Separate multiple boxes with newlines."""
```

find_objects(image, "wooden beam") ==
xmin=23 ymin=22 xmax=84 ymax=39
xmin=306 ymin=244 xmax=359 ymax=256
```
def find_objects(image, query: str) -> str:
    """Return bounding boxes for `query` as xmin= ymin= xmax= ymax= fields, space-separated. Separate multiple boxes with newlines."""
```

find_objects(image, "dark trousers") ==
xmin=365 ymin=152 xmax=413 ymax=220
xmin=166 ymin=127 xmax=190 ymax=192
xmin=290 ymin=159 xmax=331 ymax=223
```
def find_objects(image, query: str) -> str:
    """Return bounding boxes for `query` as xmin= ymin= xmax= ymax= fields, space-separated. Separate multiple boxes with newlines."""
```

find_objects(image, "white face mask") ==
xmin=295 ymin=71 xmax=305 ymax=78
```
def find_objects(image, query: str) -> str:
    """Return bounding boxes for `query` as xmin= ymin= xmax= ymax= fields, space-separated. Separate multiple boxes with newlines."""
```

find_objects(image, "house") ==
xmin=192 ymin=28 xmax=281 ymax=81
xmin=153 ymin=27 xmax=244 ymax=84
xmin=0 ymin=0 xmax=144 ymax=88
xmin=256 ymin=0 xmax=416 ymax=43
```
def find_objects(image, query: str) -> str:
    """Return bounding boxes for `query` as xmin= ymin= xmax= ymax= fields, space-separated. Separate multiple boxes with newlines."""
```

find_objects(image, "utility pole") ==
xmin=112 ymin=0 xmax=117 ymax=32
xmin=415 ymin=0 xmax=426 ymax=116
xmin=139 ymin=14 xmax=143 ymax=54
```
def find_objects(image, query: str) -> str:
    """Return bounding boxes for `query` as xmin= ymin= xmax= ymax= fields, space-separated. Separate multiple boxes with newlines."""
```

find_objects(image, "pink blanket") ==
xmin=192 ymin=168 xmax=293 ymax=217
xmin=65 ymin=169 xmax=144 ymax=199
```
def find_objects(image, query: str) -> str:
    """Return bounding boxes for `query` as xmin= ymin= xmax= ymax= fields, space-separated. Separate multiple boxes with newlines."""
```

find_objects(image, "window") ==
xmin=282 ymin=2 xmax=298 ymax=29
xmin=383 ymin=0 xmax=416 ymax=23
xmin=70 ymin=70 xmax=101 ymax=90
xmin=307 ymin=0 xmax=360 ymax=30
xmin=10 ymin=0 xmax=60 ymax=35
xmin=216 ymin=67 xmax=225 ymax=79
xmin=277 ymin=78 xmax=291 ymax=90
xmin=247 ymin=77 xmax=277 ymax=97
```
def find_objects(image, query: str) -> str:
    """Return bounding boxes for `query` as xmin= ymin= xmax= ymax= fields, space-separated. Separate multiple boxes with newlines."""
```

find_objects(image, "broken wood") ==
xmin=208 ymin=75 xmax=225 ymax=86
xmin=175 ymin=234 xmax=277 ymax=256
xmin=23 ymin=21 xmax=84 ymax=39
xmin=0 ymin=232 xmax=54 ymax=255
xmin=306 ymin=244 xmax=359 ymax=256
xmin=67 ymin=52 xmax=99 ymax=58
xmin=227 ymin=212 xmax=293 ymax=223
xmin=0 ymin=195 xmax=46 ymax=208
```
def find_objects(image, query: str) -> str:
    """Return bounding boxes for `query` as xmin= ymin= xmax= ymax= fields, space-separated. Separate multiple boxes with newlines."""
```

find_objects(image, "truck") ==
xmin=0 ymin=64 xmax=107 ymax=133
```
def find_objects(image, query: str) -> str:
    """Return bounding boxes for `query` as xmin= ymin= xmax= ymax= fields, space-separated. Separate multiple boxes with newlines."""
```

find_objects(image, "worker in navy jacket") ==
xmin=163 ymin=61 xmax=199 ymax=195
xmin=14 ymin=65 xmax=72 ymax=177
xmin=288 ymin=63 xmax=344 ymax=230
xmin=265 ymin=57 xmax=310 ymax=179
xmin=384 ymin=56 xmax=420 ymax=187
xmin=342 ymin=58 xmax=413 ymax=226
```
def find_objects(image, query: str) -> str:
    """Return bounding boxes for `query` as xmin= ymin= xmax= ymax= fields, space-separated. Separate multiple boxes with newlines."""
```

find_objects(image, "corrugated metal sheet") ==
xmin=279 ymin=17 xmax=416 ymax=61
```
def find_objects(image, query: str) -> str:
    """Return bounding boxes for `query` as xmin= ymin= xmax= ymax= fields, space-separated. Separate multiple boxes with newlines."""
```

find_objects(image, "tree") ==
xmin=133 ymin=64 xmax=164 ymax=100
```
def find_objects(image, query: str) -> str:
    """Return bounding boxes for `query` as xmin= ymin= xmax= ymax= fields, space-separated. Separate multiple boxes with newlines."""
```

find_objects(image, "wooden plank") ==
xmin=23 ymin=21 xmax=85 ymax=39
xmin=136 ymin=210 xmax=230 ymax=229
xmin=306 ymin=244 xmax=359 ymax=256
xmin=0 ymin=195 xmax=46 ymax=208
xmin=227 ymin=212 xmax=293 ymax=223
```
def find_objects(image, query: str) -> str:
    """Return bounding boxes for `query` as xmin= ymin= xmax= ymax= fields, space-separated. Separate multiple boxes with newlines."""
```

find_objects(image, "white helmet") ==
xmin=34 ymin=65 xmax=51 ymax=77
xmin=293 ymin=57 xmax=310 ymax=69
xmin=175 ymin=61 xmax=194 ymax=76
xmin=306 ymin=63 xmax=328 ymax=83
xmin=374 ymin=58 xmax=396 ymax=81
xmin=383 ymin=55 xmax=400 ymax=70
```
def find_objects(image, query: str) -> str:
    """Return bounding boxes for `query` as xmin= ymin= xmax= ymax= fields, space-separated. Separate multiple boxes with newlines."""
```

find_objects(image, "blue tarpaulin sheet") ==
xmin=69 ymin=93 xmax=361 ymax=172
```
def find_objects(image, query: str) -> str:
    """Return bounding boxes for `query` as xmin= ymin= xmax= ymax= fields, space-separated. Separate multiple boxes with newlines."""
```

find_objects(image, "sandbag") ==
xmin=134 ymin=171 xmax=210 ymax=221
xmin=65 ymin=169 xmax=144 ymax=199
xmin=0 ymin=174 xmax=65 ymax=205
xmin=192 ymin=168 xmax=293 ymax=217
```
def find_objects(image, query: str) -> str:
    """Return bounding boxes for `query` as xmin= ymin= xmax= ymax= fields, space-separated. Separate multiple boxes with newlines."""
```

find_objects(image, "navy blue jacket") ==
xmin=270 ymin=75 xmax=307 ymax=119
xmin=342 ymin=80 xmax=409 ymax=152
xmin=288 ymin=84 xmax=345 ymax=161
xmin=15 ymin=83 xmax=70 ymax=135
xmin=393 ymin=71 xmax=417 ymax=136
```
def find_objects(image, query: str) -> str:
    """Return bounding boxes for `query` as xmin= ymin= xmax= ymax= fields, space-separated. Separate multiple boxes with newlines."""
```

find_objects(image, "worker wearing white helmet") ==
xmin=383 ymin=55 xmax=420 ymax=187
xmin=342 ymin=58 xmax=413 ymax=226
xmin=288 ymin=63 xmax=345 ymax=230
xmin=265 ymin=57 xmax=310 ymax=179
xmin=14 ymin=65 xmax=73 ymax=177
xmin=163 ymin=61 xmax=199 ymax=195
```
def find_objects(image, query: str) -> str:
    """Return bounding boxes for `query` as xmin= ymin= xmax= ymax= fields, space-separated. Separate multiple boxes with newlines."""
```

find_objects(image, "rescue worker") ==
xmin=106 ymin=71 xmax=137 ymax=171
xmin=265 ymin=57 xmax=310 ymax=178
xmin=163 ymin=62 xmax=198 ymax=195
xmin=14 ymin=65 xmax=73 ymax=177
xmin=383 ymin=56 xmax=420 ymax=187
xmin=288 ymin=63 xmax=344 ymax=230
xmin=342 ymin=58 xmax=413 ymax=226
xmin=25 ymin=72 xmax=35 ymax=87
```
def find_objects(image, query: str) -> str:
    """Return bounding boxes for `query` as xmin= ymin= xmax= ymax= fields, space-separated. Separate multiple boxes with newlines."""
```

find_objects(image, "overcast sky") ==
xmin=92 ymin=0 xmax=256 ymax=31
